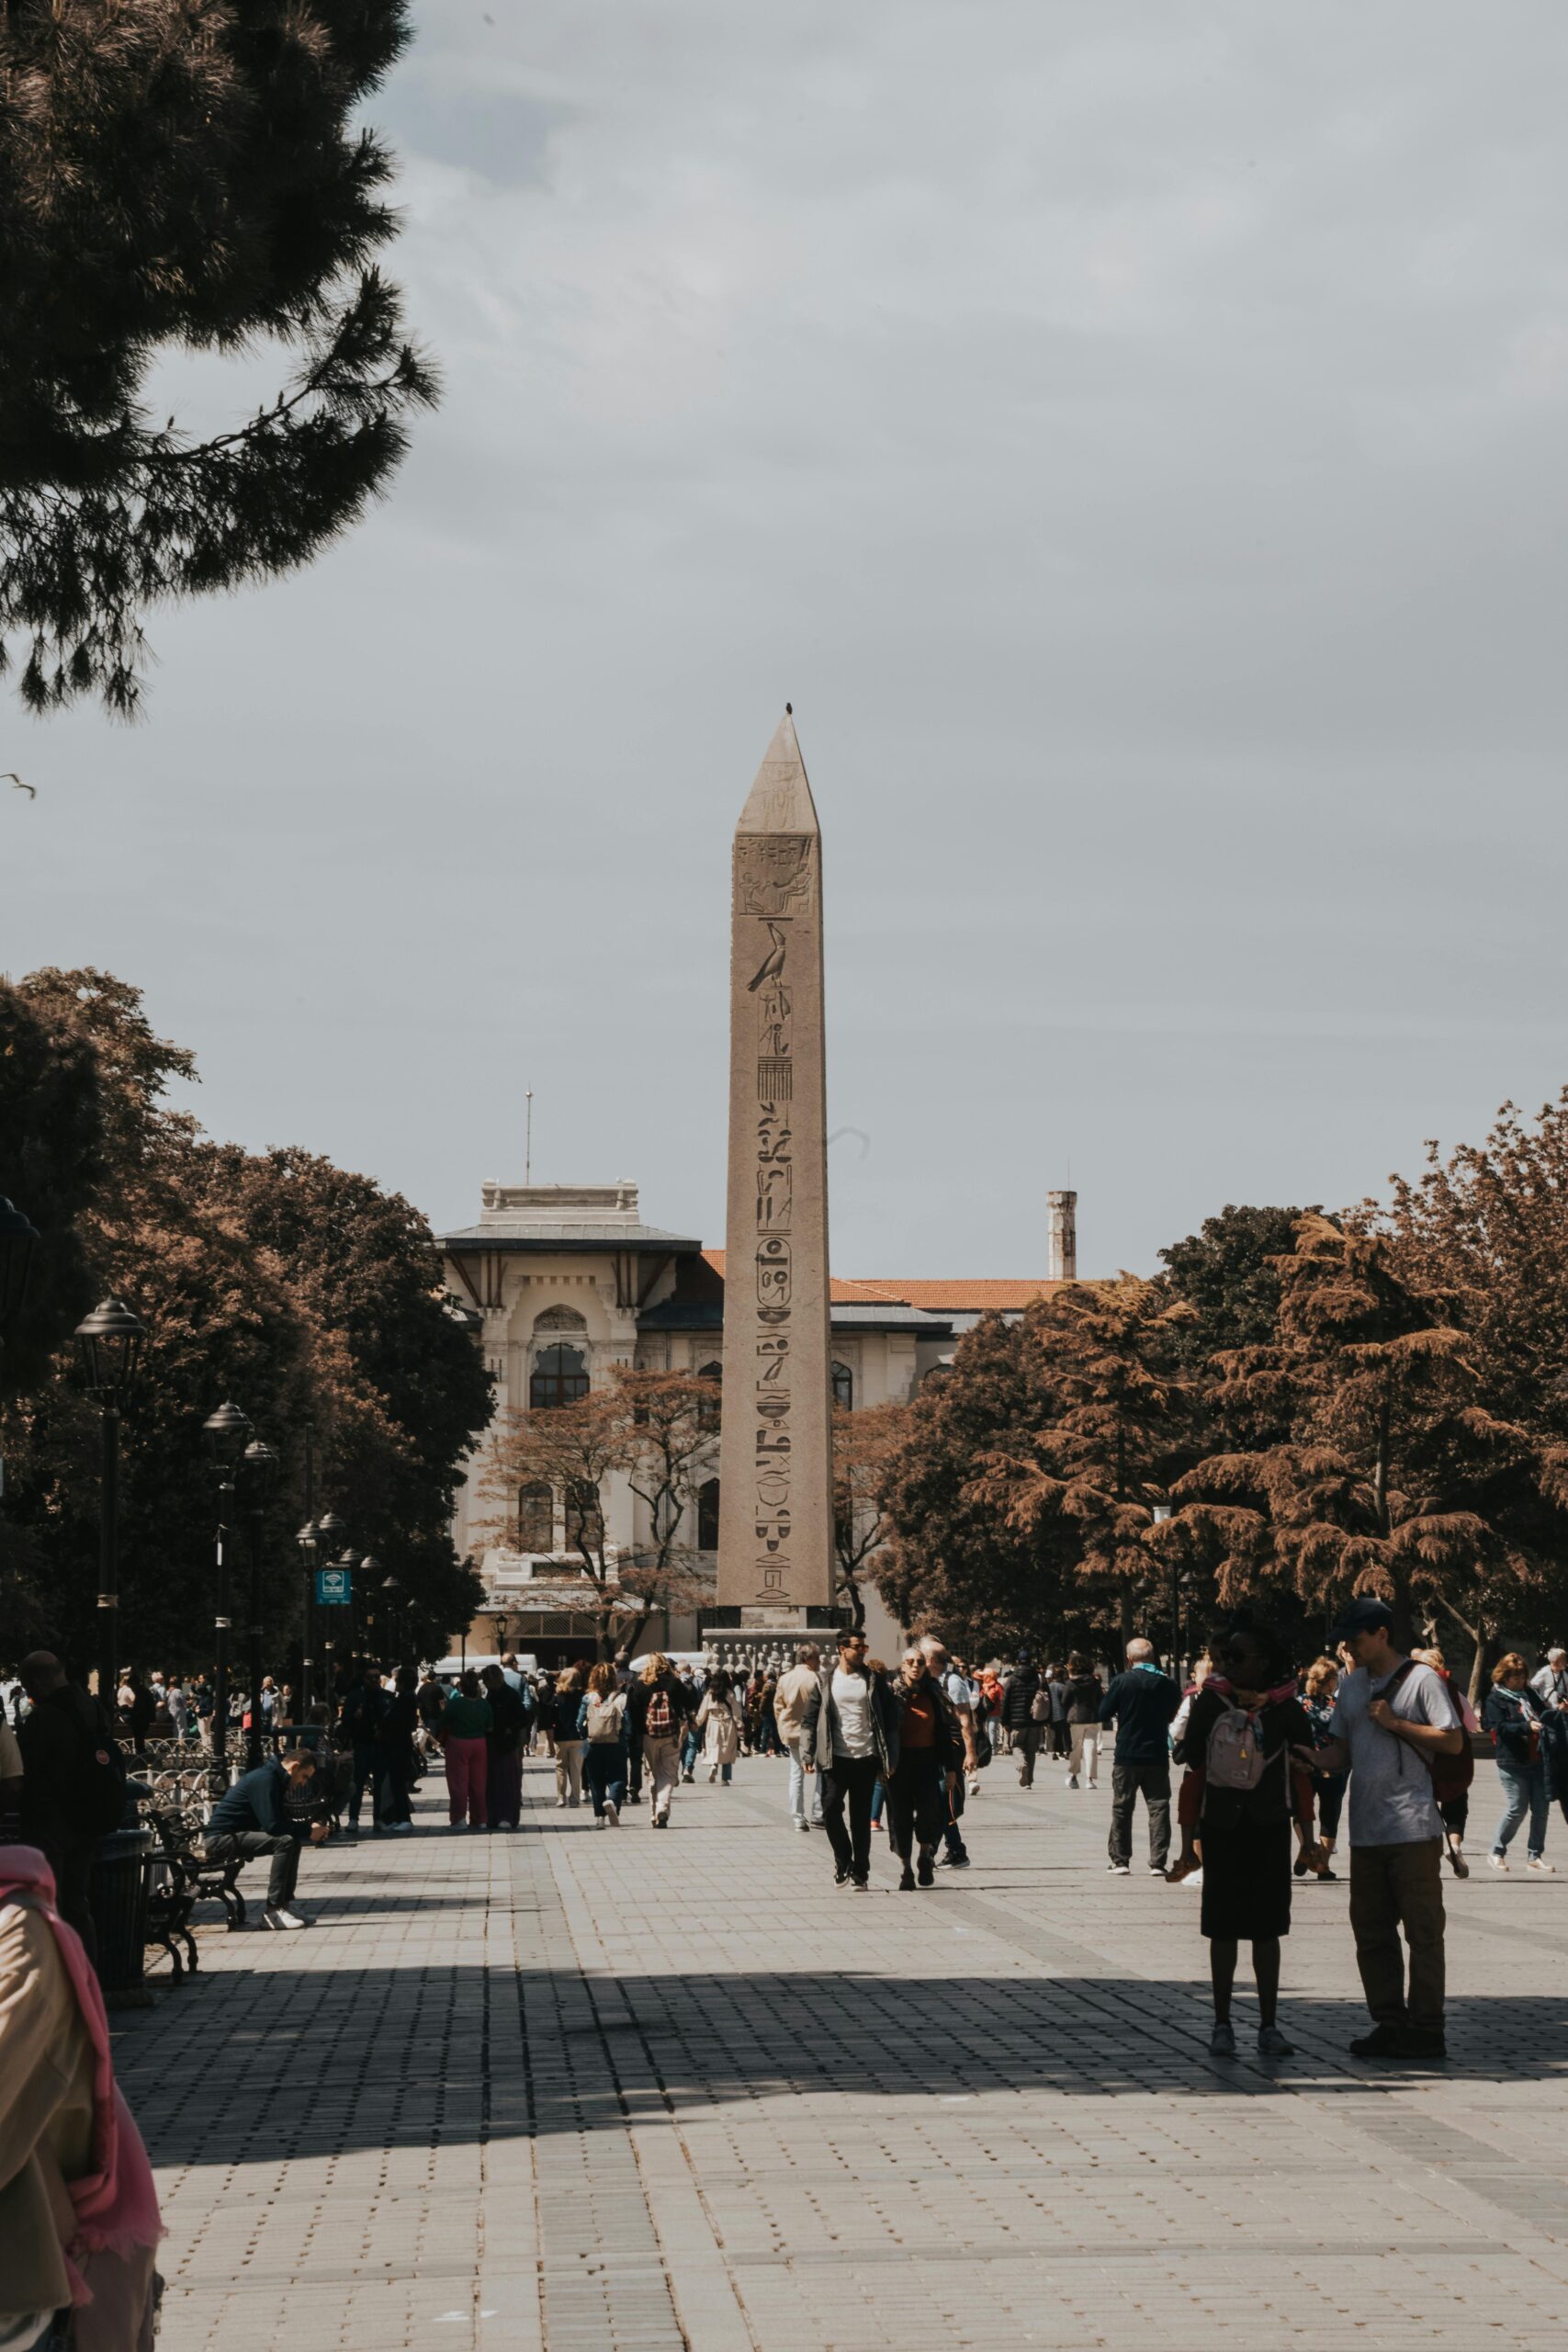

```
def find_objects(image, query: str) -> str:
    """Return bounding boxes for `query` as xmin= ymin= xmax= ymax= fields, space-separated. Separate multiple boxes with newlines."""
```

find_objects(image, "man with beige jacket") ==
xmin=773 ymin=1644 xmax=825 ymax=1832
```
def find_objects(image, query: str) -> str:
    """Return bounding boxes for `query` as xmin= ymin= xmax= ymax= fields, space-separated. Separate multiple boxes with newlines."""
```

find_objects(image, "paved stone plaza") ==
xmin=115 ymin=1753 xmax=1568 ymax=2352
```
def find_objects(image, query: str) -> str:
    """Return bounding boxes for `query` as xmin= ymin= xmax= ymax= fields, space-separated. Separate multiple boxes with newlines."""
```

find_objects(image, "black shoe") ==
xmin=1392 ymin=2028 xmax=1448 ymax=2061
xmin=850 ymin=1875 xmax=869 ymax=1893
xmin=1349 ymin=2023 xmax=1405 ymax=2059
xmin=939 ymin=1849 xmax=971 ymax=1869
xmin=834 ymin=1865 xmax=850 ymax=1886
xmin=898 ymin=1867 xmax=916 ymax=1891
xmin=1292 ymin=1853 xmax=1309 ymax=1877
xmin=917 ymin=1852 xmax=935 ymax=1887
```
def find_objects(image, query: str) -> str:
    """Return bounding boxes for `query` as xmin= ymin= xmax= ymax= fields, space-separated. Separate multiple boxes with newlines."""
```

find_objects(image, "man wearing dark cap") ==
xmin=1293 ymin=1596 xmax=1464 ymax=2060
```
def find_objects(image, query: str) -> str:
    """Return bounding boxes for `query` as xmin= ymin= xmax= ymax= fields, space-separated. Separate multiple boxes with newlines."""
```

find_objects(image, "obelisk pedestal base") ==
xmin=700 ymin=1603 xmax=845 ymax=1678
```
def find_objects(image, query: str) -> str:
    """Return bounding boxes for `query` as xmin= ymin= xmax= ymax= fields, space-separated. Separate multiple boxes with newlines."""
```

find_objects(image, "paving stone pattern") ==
xmin=113 ymin=1748 xmax=1568 ymax=2350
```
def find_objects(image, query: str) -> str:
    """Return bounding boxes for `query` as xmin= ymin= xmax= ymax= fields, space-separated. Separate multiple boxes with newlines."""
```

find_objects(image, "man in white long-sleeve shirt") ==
xmin=773 ymin=1644 xmax=825 ymax=1832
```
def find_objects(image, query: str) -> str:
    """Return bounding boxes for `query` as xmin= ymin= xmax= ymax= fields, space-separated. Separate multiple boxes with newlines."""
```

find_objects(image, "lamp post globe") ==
xmin=202 ymin=1402 xmax=253 ymax=1782
xmin=74 ymin=1295 xmax=146 ymax=1404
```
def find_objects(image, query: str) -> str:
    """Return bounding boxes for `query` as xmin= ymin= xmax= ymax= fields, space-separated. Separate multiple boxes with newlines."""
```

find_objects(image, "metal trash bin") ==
xmin=91 ymin=1825 xmax=152 ymax=1995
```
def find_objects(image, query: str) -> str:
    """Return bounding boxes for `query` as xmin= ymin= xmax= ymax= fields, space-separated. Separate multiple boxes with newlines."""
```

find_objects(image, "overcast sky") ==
xmin=6 ymin=1 xmax=1567 ymax=1279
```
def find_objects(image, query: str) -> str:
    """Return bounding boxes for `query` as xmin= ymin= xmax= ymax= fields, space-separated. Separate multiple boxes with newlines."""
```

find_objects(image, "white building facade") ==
xmin=436 ymin=1181 xmax=1064 ymax=1665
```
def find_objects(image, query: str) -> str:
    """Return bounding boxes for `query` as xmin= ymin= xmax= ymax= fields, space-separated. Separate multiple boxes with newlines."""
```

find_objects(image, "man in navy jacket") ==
xmin=204 ymin=1749 xmax=326 ymax=1928
xmin=1099 ymin=1639 xmax=1180 ymax=1877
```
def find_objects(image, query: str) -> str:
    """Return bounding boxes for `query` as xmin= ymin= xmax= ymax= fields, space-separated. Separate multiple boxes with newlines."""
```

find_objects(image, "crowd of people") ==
xmin=6 ymin=1611 xmax=1568 ymax=2344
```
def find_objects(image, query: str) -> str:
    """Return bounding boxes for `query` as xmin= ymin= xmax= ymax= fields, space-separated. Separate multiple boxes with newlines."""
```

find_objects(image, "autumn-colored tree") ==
xmin=881 ymin=1283 xmax=1191 ymax=1659
xmin=831 ymin=1398 xmax=913 ymax=1633
xmin=0 ymin=969 xmax=488 ymax=1668
xmin=473 ymin=1367 xmax=715 ymax=1661
xmin=1156 ymin=1214 xmax=1544 ymax=1692
xmin=619 ymin=1369 xmax=721 ymax=1614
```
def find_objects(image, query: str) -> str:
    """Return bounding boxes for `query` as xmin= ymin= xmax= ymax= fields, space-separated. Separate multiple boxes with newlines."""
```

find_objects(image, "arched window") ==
xmin=531 ymin=1344 xmax=589 ymax=1409
xmin=831 ymin=1360 xmax=854 ymax=1409
xmin=517 ymin=1482 xmax=553 ymax=1554
xmin=697 ymin=1476 xmax=720 ymax=1552
xmin=566 ymin=1481 xmax=603 ymax=1549
xmin=534 ymin=1305 xmax=588 ymax=1334
xmin=697 ymin=1359 xmax=722 ymax=1432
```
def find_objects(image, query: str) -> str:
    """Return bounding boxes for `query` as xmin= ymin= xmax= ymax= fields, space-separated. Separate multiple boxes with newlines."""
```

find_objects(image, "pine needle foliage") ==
xmin=0 ymin=0 xmax=436 ymax=715
xmin=1159 ymin=1213 xmax=1544 ymax=1672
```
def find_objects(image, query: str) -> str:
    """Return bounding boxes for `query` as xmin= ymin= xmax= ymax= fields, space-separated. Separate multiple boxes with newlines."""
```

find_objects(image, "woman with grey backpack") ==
xmin=1173 ymin=1623 xmax=1312 ymax=2059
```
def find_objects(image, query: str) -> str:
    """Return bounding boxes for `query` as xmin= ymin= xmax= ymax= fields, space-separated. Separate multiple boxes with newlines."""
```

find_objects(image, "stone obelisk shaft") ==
xmin=716 ymin=713 xmax=833 ymax=1611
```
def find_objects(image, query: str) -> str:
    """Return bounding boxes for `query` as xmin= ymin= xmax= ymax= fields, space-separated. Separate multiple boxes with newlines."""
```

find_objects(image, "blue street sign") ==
xmin=316 ymin=1566 xmax=353 ymax=1607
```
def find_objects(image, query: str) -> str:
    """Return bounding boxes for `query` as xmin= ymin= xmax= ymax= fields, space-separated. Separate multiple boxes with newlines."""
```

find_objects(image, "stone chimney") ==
xmin=1046 ymin=1189 xmax=1077 ymax=1283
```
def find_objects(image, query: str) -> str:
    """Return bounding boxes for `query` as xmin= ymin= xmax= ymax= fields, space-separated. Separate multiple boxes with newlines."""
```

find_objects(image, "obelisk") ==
xmin=716 ymin=709 xmax=833 ymax=1613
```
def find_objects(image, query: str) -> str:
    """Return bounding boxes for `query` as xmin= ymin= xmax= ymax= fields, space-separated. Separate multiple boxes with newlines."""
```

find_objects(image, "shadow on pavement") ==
xmin=116 ymin=1962 xmax=1568 ymax=2171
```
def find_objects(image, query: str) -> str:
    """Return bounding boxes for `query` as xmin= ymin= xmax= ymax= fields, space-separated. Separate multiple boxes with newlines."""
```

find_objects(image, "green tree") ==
xmin=0 ymin=0 xmax=435 ymax=716
xmin=0 ymin=982 xmax=106 ymax=1393
xmin=880 ymin=1313 xmax=1063 ymax=1657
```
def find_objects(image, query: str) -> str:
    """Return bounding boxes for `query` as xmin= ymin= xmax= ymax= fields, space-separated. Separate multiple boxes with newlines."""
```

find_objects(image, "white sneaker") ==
xmin=1489 ymin=1853 xmax=1509 ymax=1871
xmin=1186 ymin=1867 xmax=1204 ymax=1889
xmin=264 ymin=1905 xmax=310 ymax=1930
xmin=556 ymin=1798 xmax=567 ymax=1810
xmin=792 ymin=1817 xmax=810 ymax=1832
xmin=605 ymin=1804 xmax=620 ymax=1827
xmin=1528 ymin=1857 xmax=1555 ymax=1873
xmin=1109 ymin=1862 xmax=1131 ymax=1876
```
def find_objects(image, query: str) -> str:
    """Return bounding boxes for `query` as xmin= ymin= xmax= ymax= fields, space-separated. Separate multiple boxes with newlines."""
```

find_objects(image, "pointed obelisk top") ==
xmin=737 ymin=705 xmax=820 ymax=836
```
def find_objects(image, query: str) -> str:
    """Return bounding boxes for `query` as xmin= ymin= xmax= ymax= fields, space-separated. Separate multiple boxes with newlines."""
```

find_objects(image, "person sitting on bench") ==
xmin=203 ymin=1748 xmax=326 ymax=1929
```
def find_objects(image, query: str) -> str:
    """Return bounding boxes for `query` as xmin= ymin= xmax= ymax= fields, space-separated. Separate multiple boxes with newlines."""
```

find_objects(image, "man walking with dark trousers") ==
xmin=801 ymin=1629 xmax=899 ymax=1891
xmin=1001 ymin=1650 xmax=1045 ymax=1787
xmin=1100 ymin=1638 xmax=1180 ymax=1876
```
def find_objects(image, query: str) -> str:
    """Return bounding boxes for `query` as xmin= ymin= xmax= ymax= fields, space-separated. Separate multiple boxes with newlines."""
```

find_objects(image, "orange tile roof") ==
xmin=699 ymin=1252 xmax=1058 ymax=1312
xmin=863 ymin=1279 xmax=1063 ymax=1311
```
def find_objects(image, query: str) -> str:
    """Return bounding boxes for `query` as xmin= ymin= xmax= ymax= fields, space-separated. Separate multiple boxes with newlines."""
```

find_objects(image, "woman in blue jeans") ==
xmin=1483 ymin=1653 xmax=1552 ymax=1872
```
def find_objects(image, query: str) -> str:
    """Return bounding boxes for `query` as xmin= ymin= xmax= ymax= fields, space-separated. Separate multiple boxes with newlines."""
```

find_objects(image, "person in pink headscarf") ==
xmin=0 ymin=1844 xmax=163 ymax=2349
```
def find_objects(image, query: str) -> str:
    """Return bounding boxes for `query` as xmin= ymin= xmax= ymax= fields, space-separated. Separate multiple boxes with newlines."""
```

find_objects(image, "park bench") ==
xmin=145 ymin=1804 xmax=248 ymax=1954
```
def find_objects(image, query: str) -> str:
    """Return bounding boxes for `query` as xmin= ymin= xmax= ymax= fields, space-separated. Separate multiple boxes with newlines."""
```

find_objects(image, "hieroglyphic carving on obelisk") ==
xmin=716 ymin=710 xmax=833 ymax=1610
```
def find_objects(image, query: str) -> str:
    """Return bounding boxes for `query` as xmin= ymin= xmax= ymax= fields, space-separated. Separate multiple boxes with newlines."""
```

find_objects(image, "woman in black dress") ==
xmin=1174 ymin=1623 xmax=1311 ymax=2060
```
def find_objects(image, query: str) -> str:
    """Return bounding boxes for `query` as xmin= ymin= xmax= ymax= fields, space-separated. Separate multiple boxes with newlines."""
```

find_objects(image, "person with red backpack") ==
xmin=1292 ymin=1595 xmax=1467 ymax=2063
xmin=1175 ymin=1623 xmax=1312 ymax=2058
xmin=629 ymin=1653 xmax=691 ymax=1828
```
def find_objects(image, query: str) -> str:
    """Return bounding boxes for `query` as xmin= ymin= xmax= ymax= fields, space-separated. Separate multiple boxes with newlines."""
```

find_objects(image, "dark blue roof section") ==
xmin=437 ymin=1225 xmax=702 ymax=1253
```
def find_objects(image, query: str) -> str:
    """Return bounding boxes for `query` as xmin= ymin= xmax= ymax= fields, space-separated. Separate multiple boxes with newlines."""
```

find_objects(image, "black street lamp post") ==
xmin=74 ymin=1297 xmax=146 ymax=1713
xmin=296 ymin=1518 xmax=321 ymax=1723
xmin=242 ymin=1438 xmax=279 ymax=1770
xmin=314 ymin=1510 xmax=347 ymax=1703
xmin=204 ymin=1400 xmax=253 ymax=1782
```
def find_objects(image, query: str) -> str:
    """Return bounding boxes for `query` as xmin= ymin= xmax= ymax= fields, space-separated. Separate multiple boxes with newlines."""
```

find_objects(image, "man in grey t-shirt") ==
xmin=1295 ymin=1597 xmax=1463 ymax=2062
